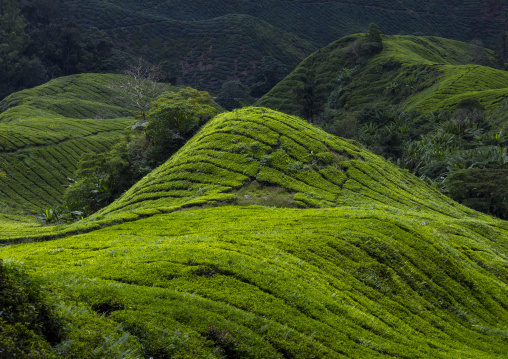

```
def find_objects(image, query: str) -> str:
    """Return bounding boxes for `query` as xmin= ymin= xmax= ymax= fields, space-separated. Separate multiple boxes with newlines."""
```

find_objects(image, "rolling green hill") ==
xmin=0 ymin=73 xmax=177 ymax=215
xmin=257 ymin=34 xmax=508 ymax=120
xmin=0 ymin=74 xmax=135 ymax=214
xmin=1 ymin=107 xmax=508 ymax=357
xmin=59 ymin=0 xmax=507 ymax=93
xmin=257 ymin=35 xmax=508 ymax=218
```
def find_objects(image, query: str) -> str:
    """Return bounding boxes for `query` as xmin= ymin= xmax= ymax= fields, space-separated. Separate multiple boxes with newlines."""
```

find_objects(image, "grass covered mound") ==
xmin=1 ymin=205 xmax=507 ymax=357
xmin=1 ymin=106 xmax=508 ymax=357
xmin=95 ymin=106 xmax=478 ymax=221
xmin=0 ymin=74 xmax=140 ymax=214
xmin=0 ymin=106 xmax=486 ymax=243
xmin=257 ymin=34 xmax=507 ymax=120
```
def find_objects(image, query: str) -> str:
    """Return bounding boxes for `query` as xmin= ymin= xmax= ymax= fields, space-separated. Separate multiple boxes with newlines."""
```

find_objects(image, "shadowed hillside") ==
xmin=1 ymin=107 xmax=508 ymax=357
xmin=257 ymin=34 xmax=507 ymax=119
xmin=60 ymin=0 xmax=507 ymax=93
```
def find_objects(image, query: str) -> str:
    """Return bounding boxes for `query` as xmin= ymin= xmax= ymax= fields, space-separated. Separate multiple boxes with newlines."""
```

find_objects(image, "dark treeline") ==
xmin=0 ymin=0 xmax=125 ymax=100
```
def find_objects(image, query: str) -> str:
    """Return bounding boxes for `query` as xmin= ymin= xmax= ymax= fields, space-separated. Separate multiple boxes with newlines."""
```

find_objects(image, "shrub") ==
xmin=204 ymin=324 xmax=241 ymax=358
xmin=0 ymin=260 xmax=65 ymax=358
xmin=445 ymin=168 xmax=508 ymax=219
xmin=314 ymin=152 xmax=335 ymax=165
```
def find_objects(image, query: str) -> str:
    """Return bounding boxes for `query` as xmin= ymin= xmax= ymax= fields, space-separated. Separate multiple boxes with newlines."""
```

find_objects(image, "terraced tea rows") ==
xmin=2 ymin=205 xmax=508 ymax=358
xmin=406 ymin=65 xmax=508 ymax=112
xmin=68 ymin=0 xmax=506 ymax=49
xmin=1 ymin=104 xmax=508 ymax=357
xmin=258 ymin=34 xmax=507 ymax=119
xmin=81 ymin=106 xmax=478 ymax=230
xmin=60 ymin=0 xmax=506 ymax=94
xmin=0 ymin=74 xmax=142 ymax=213
xmin=0 ymin=106 xmax=477 ymax=244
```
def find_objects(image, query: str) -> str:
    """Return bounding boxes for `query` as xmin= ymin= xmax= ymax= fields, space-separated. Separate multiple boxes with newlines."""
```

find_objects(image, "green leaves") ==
xmin=145 ymin=93 xmax=218 ymax=164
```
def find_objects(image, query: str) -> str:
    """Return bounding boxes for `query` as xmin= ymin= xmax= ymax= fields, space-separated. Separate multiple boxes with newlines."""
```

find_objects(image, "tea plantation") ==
xmin=60 ymin=0 xmax=506 ymax=93
xmin=257 ymin=34 xmax=508 ymax=119
xmin=1 ymin=106 xmax=508 ymax=358
xmin=0 ymin=74 xmax=143 ymax=215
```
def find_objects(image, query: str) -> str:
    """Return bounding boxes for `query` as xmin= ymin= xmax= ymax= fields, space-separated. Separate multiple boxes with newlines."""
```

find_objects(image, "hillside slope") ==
xmin=0 ymin=74 xmax=141 ymax=213
xmin=257 ymin=34 xmax=507 ymax=120
xmin=1 ymin=107 xmax=508 ymax=357
xmin=96 ymin=107 xmax=477 ymax=219
xmin=61 ymin=0 xmax=507 ymax=93
xmin=0 ymin=106 xmax=493 ymax=243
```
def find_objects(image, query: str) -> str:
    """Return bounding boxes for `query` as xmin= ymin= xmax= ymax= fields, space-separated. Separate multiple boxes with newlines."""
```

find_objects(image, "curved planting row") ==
xmin=96 ymin=107 xmax=477 ymax=222
xmin=0 ymin=74 xmax=140 ymax=213
xmin=1 ymin=205 xmax=508 ymax=358
xmin=0 ymin=127 xmax=130 ymax=212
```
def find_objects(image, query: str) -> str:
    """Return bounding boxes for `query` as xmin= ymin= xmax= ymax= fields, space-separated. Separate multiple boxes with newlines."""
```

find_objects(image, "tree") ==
xmin=293 ymin=70 xmax=325 ymax=123
xmin=363 ymin=22 xmax=383 ymax=55
xmin=251 ymin=56 xmax=288 ymax=97
xmin=446 ymin=168 xmax=508 ymax=219
xmin=63 ymin=145 xmax=130 ymax=215
xmin=498 ymin=30 xmax=508 ymax=65
xmin=145 ymin=95 xmax=218 ymax=164
xmin=0 ymin=0 xmax=33 ymax=98
xmin=112 ymin=58 xmax=165 ymax=120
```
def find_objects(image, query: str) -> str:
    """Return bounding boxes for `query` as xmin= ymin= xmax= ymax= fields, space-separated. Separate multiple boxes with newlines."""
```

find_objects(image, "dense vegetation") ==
xmin=1 ymin=107 xmax=508 ymax=357
xmin=0 ymin=73 xmax=138 ymax=214
xmin=0 ymin=0 xmax=127 ymax=100
xmin=1 ymin=3 xmax=508 ymax=355
xmin=2 ymin=0 xmax=506 ymax=99
xmin=258 ymin=33 xmax=508 ymax=218
xmin=59 ymin=86 xmax=222 ymax=220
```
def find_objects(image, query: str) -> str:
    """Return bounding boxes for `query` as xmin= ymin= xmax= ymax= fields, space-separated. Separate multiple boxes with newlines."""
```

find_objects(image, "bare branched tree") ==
xmin=112 ymin=58 xmax=165 ymax=121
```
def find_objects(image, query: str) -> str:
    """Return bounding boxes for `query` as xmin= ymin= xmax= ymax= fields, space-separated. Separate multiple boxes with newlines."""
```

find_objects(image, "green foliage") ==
xmin=0 ymin=259 xmax=64 ymax=358
xmin=215 ymin=80 xmax=253 ymax=111
xmin=363 ymin=23 xmax=383 ymax=55
xmin=146 ymin=95 xmax=218 ymax=163
xmin=63 ymin=145 xmax=130 ymax=216
xmin=0 ymin=0 xmax=123 ymax=100
xmin=0 ymin=105 xmax=492 ymax=244
xmin=43 ymin=86 xmax=221 ymax=219
xmin=446 ymin=168 xmax=508 ymax=219
xmin=1 ymin=104 xmax=508 ymax=357
xmin=0 ymin=0 xmax=33 ymax=99
xmin=293 ymin=70 xmax=326 ymax=123
xmin=251 ymin=56 xmax=289 ymax=97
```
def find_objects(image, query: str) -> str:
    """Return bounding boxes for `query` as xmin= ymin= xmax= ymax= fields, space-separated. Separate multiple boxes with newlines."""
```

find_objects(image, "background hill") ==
xmin=257 ymin=34 xmax=506 ymax=119
xmin=1 ymin=107 xmax=508 ymax=358
xmin=2 ymin=0 xmax=506 ymax=99
xmin=0 ymin=72 xmax=191 ymax=216
xmin=257 ymin=34 xmax=508 ymax=218
xmin=64 ymin=0 xmax=508 ymax=91
xmin=0 ymin=74 xmax=135 ymax=214
xmin=80 ymin=0 xmax=506 ymax=47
